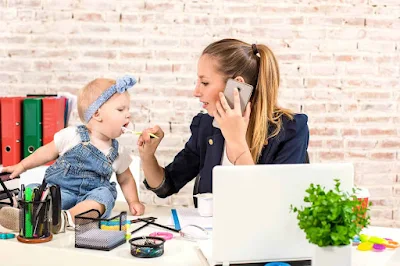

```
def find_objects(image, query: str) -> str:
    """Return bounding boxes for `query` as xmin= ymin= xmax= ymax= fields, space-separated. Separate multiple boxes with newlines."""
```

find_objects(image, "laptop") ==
xmin=198 ymin=163 xmax=354 ymax=266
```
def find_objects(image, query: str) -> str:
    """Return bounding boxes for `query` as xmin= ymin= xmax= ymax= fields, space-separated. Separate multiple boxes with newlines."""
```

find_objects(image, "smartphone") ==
xmin=212 ymin=78 xmax=254 ymax=128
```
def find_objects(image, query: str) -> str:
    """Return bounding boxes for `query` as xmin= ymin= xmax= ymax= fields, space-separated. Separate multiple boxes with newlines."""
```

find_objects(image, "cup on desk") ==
xmin=194 ymin=193 xmax=213 ymax=217
xmin=355 ymin=187 xmax=370 ymax=218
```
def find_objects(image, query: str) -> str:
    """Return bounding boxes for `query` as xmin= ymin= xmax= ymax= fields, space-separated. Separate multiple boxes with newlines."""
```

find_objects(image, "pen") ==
xmin=24 ymin=187 xmax=33 ymax=238
xmin=37 ymin=179 xmax=47 ymax=199
xmin=136 ymin=218 xmax=180 ymax=233
xmin=20 ymin=184 xmax=25 ymax=200
xmin=32 ymin=188 xmax=38 ymax=221
xmin=33 ymin=189 xmax=50 ymax=237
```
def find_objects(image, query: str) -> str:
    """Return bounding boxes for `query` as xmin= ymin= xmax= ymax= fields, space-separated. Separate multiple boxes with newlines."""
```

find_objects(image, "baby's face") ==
xmin=98 ymin=91 xmax=131 ymax=139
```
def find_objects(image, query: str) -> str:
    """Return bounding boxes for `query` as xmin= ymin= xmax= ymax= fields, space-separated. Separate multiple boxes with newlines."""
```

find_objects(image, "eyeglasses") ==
xmin=179 ymin=224 xmax=210 ymax=241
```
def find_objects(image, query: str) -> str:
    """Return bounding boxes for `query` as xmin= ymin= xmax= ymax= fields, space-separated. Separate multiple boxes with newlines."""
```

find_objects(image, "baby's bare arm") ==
xmin=116 ymin=168 xmax=140 ymax=204
xmin=1 ymin=141 xmax=59 ymax=178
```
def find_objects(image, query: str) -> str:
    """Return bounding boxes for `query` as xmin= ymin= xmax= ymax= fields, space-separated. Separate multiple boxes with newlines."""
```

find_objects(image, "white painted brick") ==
xmin=80 ymin=23 xmax=120 ymax=34
xmin=42 ymin=0 xmax=76 ymax=10
xmin=78 ymin=0 xmax=116 ymax=11
xmin=0 ymin=8 xmax=17 ymax=20
xmin=108 ymin=62 xmax=146 ymax=73
xmin=327 ymin=28 xmax=367 ymax=40
xmin=358 ymin=41 xmax=396 ymax=53
xmin=16 ymin=10 xmax=35 ymax=21
xmin=319 ymin=41 xmax=358 ymax=52
xmin=8 ymin=0 xmax=41 ymax=8
xmin=0 ymin=0 xmax=399 ymax=227
xmin=0 ymin=73 xmax=19 ymax=83
xmin=35 ymin=11 xmax=72 ymax=21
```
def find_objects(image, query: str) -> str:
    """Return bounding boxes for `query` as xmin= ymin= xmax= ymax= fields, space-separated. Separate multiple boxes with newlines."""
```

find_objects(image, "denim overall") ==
xmin=44 ymin=125 xmax=118 ymax=218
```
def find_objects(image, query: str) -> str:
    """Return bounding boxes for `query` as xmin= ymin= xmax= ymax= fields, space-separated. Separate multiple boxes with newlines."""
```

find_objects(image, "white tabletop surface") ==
xmin=1 ymin=203 xmax=400 ymax=266
xmin=0 ymin=204 xmax=202 ymax=266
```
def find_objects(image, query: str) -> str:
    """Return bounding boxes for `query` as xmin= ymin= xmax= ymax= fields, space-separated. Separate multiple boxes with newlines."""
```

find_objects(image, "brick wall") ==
xmin=0 ymin=0 xmax=399 ymax=226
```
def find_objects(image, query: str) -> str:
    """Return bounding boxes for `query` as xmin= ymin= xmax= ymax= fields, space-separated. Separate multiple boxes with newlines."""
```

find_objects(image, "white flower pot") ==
xmin=313 ymin=244 xmax=352 ymax=266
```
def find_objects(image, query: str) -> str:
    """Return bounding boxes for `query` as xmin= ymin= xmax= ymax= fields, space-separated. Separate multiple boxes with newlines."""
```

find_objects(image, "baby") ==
xmin=0 ymin=75 xmax=144 ymax=232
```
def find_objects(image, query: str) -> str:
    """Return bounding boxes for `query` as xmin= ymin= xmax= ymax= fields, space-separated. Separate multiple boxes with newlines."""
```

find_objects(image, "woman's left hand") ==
xmin=213 ymin=88 xmax=251 ymax=151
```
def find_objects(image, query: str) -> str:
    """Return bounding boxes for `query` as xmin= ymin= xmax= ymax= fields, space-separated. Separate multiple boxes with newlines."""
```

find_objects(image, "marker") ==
xmin=24 ymin=187 xmax=33 ymax=238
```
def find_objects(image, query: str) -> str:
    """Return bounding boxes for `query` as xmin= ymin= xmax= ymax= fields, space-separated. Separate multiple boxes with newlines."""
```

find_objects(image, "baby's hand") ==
xmin=1 ymin=163 xmax=25 ymax=179
xmin=129 ymin=201 xmax=145 ymax=216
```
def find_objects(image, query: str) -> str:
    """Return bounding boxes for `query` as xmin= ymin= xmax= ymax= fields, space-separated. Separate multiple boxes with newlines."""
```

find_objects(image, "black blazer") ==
xmin=144 ymin=113 xmax=309 ymax=198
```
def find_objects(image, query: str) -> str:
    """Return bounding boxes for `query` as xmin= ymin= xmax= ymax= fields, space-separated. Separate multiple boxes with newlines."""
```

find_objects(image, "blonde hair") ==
xmin=202 ymin=39 xmax=294 ymax=163
xmin=77 ymin=78 xmax=116 ymax=123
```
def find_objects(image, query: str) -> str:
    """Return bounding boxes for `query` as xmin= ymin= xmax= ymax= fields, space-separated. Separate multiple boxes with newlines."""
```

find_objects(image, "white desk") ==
xmin=352 ymin=226 xmax=400 ymax=266
xmin=0 ymin=204 xmax=203 ymax=266
xmin=1 ymin=204 xmax=400 ymax=266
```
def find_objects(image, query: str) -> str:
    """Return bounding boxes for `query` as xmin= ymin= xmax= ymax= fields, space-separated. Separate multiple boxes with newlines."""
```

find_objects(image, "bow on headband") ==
xmin=84 ymin=75 xmax=137 ymax=123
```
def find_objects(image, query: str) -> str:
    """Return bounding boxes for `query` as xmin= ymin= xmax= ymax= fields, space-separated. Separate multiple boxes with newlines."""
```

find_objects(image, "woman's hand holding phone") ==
xmin=214 ymin=87 xmax=251 ymax=157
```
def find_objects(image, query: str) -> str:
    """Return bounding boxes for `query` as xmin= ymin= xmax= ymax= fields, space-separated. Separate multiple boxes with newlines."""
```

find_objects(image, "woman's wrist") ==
xmin=233 ymin=149 xmax=251 ymax=165
xmin=226 ymin=140 xmax=249 ymax=158
xmin=226 ymin=141 xmax=251 ymax=165
xmin=140 ymin=153 xmax=156 ymax=162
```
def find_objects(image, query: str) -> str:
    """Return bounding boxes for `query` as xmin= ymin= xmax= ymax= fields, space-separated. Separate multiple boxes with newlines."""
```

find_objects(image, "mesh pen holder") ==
xmin=17 ymin=198 xmax=53 ymax=244
xmin=75 ymin=209 xmax=127 ymax=251
xmin=129 ymin=236 xmax=165 ymax=258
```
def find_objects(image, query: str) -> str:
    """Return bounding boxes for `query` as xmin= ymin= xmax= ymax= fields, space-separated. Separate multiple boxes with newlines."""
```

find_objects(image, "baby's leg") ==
xmin=75 ymin=185 xmax=117 ymax=220
xmin=68 ymin=200 xmax=105 ymax=224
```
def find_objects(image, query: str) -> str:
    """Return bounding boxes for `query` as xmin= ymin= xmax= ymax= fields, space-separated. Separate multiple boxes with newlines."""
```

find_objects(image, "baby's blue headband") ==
xmin=84 ymin=75 xmax=137 ymax=123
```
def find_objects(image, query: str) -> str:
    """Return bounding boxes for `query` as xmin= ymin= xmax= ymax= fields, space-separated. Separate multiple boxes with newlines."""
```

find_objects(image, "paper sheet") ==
xmin=171 ymin=208 xmax=213 ymax=229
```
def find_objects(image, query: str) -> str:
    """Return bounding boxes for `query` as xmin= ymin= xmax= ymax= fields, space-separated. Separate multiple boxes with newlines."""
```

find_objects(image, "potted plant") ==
xmin=291 ymin=179 xmax=370 ymax=266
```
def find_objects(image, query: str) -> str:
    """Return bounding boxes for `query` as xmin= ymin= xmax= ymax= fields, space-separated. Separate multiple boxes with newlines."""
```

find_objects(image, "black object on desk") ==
xmin=136 ymin=218 xmax=180 ymax=233
xmin=75 ymin=209 xmax=127 ymax=251
xmin=0 ymin=172 xmax=20 ymax=207
xmin=130 ymin=217 xmax=157 ymax=235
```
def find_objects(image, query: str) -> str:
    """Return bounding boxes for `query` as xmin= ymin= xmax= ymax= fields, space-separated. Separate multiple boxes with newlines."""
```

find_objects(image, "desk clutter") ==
xmin=0 ymin=232 xmax=15 ymax=239
xmin=129 ymin=236 xmax=165 ymax=258
xmin=75 ymin=209 xmax=127 ymax=251
xmin=15 ymin=180 xmax=61 ymax=244
xmin=353 ymin=234 xmax=400 ymax=252
xmin=75 ymin=210 xmax=178 ymax=257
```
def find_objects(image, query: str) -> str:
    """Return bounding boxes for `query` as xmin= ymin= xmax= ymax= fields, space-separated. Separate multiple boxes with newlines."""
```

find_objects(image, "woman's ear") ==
xmin=92 ymin=110 xmax=102 ymax=122
xmin=234 ymin=76 xmax=245 ymax=83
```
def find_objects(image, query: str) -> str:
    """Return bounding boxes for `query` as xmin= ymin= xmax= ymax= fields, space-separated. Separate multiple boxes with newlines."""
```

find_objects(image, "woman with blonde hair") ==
xmin=138 ymin=38 xmax=309 ymax=199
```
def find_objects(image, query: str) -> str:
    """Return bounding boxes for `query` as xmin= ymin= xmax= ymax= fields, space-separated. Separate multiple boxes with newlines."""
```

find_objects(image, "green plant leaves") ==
xmin=291 ymin=179 xmax=371 ymax=247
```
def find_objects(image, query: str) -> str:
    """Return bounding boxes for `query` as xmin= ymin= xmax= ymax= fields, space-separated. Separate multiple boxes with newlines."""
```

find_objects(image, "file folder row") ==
xmin=0 ymin=96 xmax=69 ymax=167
